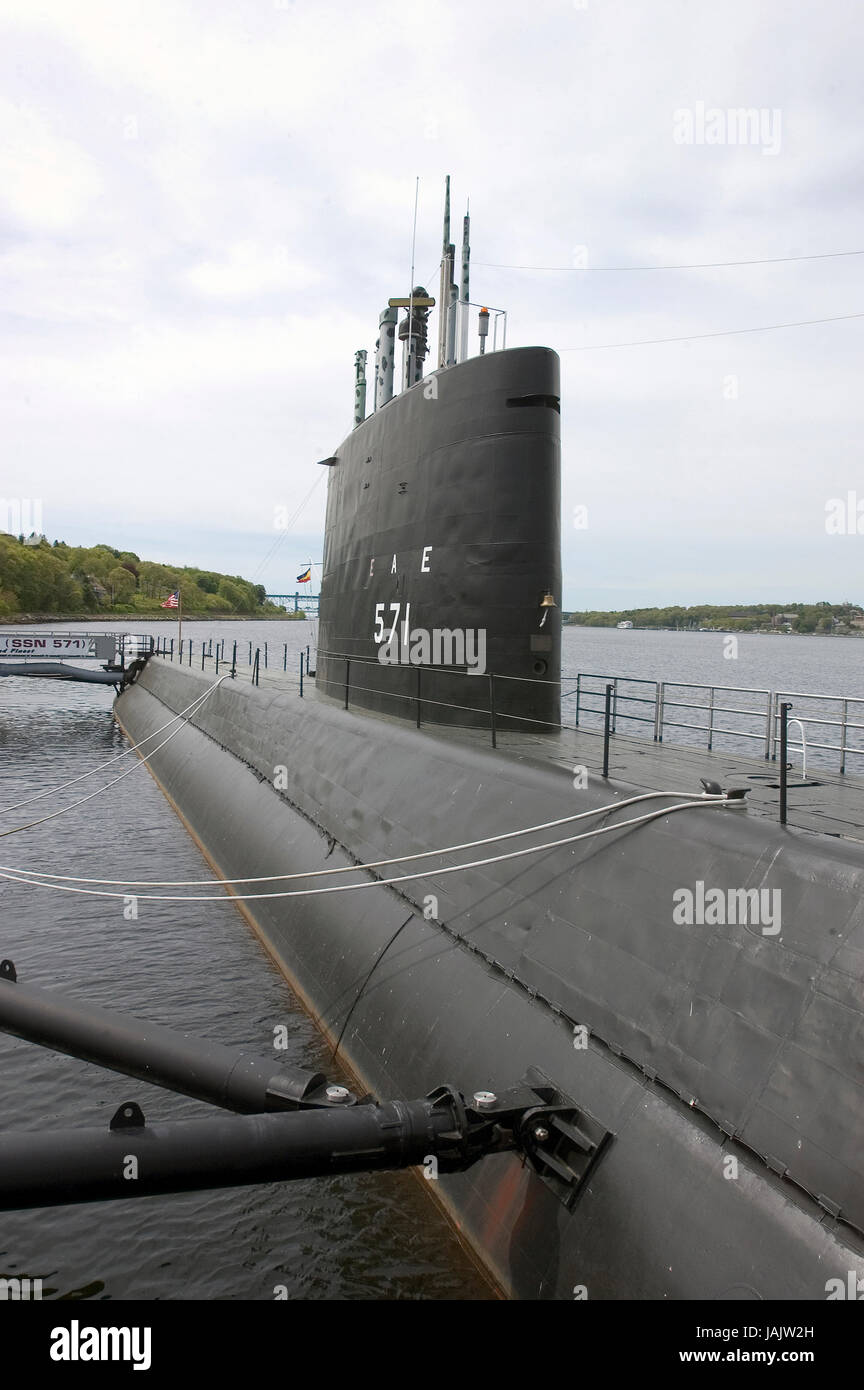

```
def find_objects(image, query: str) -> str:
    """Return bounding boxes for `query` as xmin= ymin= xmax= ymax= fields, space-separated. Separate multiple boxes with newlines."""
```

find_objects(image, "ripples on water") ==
xmin=0 ymin=620 xmax=491 ymax=1300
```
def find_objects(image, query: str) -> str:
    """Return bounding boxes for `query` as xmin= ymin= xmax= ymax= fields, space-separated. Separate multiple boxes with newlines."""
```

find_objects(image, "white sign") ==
xmin=0 ymin=635 xmax=94 ymax=657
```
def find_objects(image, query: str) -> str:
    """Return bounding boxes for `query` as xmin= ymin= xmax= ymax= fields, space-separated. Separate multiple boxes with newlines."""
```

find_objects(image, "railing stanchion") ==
xmin=489 ymin=673 xmax=497 ymax=748
xmin=765 ymin=692 xmax=774 ymax=760
xmin=707 ymin=687 xmax=715 ymax=751
xmin=299 ymin=652 xmax=304 ymax=698
xmin=779 ymin=702 xmax=791 ymax=825
xmin=840 ymin=698 xmax=848 ymax=775
xmin=344 ymin=658 xmax=350 ymax=710
xmin=575 ymin=674 xmax=581 ymax=726
xmin=253 ymin=649 xmax=260 ymax=686
xmin=231 ymin=642 xmax=237 ymax=679
xmin=283 ymin=643 xmax=287 ymax=672
xmin=602 ymin=683 xmax=613 ymax=777
xmin=416 ymin=667 xmax=422 ymax=728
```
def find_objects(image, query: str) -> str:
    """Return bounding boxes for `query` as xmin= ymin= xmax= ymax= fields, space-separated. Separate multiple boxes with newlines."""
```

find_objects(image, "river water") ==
xmin=0 ymin=618 xmax=860 ymax=1301
xmin=0 ymin=618 xmax=491 ymax=1301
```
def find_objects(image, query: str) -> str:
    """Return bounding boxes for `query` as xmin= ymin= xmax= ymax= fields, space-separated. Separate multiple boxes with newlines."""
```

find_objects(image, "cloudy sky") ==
xmin=1 ymin=0 xmax=861 ymax=608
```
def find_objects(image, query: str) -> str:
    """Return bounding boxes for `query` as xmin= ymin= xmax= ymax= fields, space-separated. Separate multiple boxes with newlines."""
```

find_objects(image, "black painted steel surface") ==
xmin=317 ymin=348 xmax=561 ymax=730
xmin=115 ymin=663 xmax=864 ymax=1299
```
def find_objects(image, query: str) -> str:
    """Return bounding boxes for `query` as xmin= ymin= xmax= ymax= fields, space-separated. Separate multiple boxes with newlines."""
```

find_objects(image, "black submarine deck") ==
xmin=432 ymin=718 xmax=864 ymax=841
xmin=302 ymin=671 xmax=864 ymax=841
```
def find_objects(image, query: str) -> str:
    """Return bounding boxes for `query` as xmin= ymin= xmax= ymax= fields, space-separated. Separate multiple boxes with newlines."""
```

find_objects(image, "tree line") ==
xmin=563 ymin=601 xmax=864 ymax=635
xmin=0 ymin=535 xmax=285 ymax=617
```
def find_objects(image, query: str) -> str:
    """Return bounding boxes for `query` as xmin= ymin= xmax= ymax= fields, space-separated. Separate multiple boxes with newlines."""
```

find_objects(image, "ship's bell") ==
xmin=540 ymin=591 xmax=557 ymax=608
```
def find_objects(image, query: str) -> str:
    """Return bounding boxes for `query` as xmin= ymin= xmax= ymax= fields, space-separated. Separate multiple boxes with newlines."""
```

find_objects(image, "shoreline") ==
xmin=564 ymin=624 xmax=863 ymax=637
xmin=0 ymin=611 xmax=307 ymax=625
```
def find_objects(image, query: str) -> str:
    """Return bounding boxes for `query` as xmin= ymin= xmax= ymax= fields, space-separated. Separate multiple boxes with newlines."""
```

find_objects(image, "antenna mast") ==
xmin=438 ymin=176 xmax=456 ymax=368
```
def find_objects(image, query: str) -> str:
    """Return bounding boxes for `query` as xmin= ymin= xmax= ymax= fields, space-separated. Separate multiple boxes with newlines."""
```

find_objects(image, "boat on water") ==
xmin=113 ymin=182 xmax=864 ymax=1300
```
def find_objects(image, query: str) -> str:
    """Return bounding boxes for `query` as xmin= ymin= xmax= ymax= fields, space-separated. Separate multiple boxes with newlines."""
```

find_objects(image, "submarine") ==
xmin=112 ymin=182 xmax=864 ymax=1300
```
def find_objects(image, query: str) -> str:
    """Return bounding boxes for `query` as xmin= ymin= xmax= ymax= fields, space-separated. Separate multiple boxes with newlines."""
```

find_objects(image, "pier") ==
xmin=0 ymin=632 xmax=153 ymax=684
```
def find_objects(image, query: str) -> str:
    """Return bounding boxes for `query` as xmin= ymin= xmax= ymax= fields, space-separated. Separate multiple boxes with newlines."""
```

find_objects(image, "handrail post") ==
xmin=489 ymin=673 xmax=497 ymax=748
xmin=657 ymin=682 xmax=665 ymax=743
xmin=779 ymin=701 xmax=791 ymax=825
xmin=299 ymin=652 xmax=304 ymax=697
xmin=707 ymin=687 xmax=715 ymax=751
xmin=231 ymin=642 xmax=237 ymax=679
xmin=253 ymin=648 xmax=260 ymax=686
xmin=201 ymin=643 xmax=205 ymax=670
xmin=612 ymin=678 xmax=618 ymax=733
xmin=840 ymin=698 xmax=848 ymax=775
xmin=765 ymin=691 xmax=774 ymax=760
xmin=602 ymin=682 xmax=613 ymax=777
xmin=344 ymin=658 xmax=350 ymax=709
xmin=306 ymin=645 xmax=310 ymax=675
xmin=264 ymin=642 xmax=268 ymax=670
xmin=416 ymin=667 xmax=422 ymax=728
xmin=575 ymin=673 xmax=581 ymax=726
xmin=283 ymin=643 xmax=287 ymax=672
xmin=652 ymin=681 xmax=660 ymax=741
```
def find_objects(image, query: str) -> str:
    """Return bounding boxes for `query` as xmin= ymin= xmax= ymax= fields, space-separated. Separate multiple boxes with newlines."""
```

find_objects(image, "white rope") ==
xmin=0 ymin=677 xmax=228 ymax=840
xmin=0 ymin=798 xmax=724 ymax=900
xmin=0 ymin=676 xmax=230 ymax=815
xmin=2 ymin=789 xmax=724 ymax=886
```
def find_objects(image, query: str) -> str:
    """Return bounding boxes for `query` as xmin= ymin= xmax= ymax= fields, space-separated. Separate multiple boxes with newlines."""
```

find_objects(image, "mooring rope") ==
xmin=0 ymin=676 xmax=230 ymax=816
xmin=0 ymin=677 xmax=228 ymax=840
xmin=0 ymin=798 xmax=727 ymax=899
xmin=0 ymin=789 xmax=726 ymax=886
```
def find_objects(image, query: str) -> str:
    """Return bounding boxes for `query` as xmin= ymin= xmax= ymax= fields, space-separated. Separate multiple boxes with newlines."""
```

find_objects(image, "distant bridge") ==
xmin=267 ymin=593 xmax=319 ymax=614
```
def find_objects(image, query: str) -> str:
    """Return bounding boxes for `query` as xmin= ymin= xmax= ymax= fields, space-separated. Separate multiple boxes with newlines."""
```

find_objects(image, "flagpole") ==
xmin=178 ymin=588 xmax=182 ymax=649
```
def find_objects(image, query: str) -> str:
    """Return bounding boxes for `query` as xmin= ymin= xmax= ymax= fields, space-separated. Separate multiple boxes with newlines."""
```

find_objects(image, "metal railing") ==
xmin=150 ymin=642 xmax=864 ymax=785
xmin=570 ymin=673 xmax=864 ymax=775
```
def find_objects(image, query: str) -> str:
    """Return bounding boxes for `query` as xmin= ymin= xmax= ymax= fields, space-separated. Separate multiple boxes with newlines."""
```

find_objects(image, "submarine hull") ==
xmin=115 ymin=660 xmax=864 ymax=1300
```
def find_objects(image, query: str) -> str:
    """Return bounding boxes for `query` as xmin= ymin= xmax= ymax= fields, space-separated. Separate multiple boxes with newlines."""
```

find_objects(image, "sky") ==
xmin=1 ymin=0 xmax=862 ymax=609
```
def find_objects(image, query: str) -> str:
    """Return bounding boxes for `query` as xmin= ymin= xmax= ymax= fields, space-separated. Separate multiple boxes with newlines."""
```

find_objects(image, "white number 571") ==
xmin=373 ymin=602 xmax=401 ymax=643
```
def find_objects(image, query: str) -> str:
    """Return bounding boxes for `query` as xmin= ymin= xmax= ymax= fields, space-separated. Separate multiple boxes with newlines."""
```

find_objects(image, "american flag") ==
xmin=161 ymin=590 xmax=180 ymax=609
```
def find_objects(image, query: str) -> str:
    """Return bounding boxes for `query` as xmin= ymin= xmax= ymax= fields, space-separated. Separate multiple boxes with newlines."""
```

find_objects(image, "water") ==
xmin=0 ymin=618 xmax=491 ymax=1301
xmin=560 ymin=627 xmax=864 ymax=772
